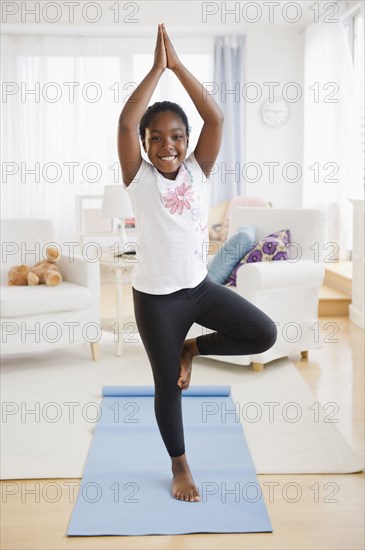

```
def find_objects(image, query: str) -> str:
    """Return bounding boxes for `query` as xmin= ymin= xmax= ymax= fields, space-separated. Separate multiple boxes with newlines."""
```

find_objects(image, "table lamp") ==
xmin=101 ymin=185 xmax=134 ymax=252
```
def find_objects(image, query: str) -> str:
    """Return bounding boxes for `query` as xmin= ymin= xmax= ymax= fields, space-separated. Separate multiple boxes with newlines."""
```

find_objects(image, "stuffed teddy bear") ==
xmin=8 ymin=246 xmax=63 ymax=287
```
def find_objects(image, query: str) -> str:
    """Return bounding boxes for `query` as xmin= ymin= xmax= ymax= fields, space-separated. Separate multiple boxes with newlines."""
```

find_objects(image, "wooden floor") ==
xmin=1 ymin=312 xmax=364 ymax=550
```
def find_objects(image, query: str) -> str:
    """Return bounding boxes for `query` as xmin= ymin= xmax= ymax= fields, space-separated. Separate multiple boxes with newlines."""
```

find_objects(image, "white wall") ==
xmin=6 ymin=0 xmax=357 ymax=29
xmin=1 ymin=0 xmax=315 ymax=28
xmin=245 ymin=27 xmax=304 ymax=208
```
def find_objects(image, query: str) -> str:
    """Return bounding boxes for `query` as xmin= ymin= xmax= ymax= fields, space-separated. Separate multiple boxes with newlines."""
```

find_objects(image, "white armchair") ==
xmin=187 ymin=208 xmax=326 ymax=370
xmin=1 ymin=219 xmax=100 ymax=360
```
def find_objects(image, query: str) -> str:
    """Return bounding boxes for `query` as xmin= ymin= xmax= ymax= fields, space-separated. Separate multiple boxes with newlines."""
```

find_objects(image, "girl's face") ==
xmin=143 ymin=110 xmax=189 ymax=180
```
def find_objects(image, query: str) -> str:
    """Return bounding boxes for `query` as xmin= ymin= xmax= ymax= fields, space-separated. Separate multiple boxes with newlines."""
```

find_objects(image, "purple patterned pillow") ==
xmin=226 ymin=229 xmax=291 ymax=287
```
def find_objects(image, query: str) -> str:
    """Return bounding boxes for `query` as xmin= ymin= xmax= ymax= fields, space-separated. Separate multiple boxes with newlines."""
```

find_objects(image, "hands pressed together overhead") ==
xmin=154 ymin=23 xmax=181 ymax=71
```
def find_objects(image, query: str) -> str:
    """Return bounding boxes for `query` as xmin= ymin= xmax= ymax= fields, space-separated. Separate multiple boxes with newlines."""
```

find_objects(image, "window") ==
xmin=344 ymin=8 xmax=365 ymax=187
xmin=353 ymin=11 xmax=365 ymax=187
xmin=12 ymin=54 xmax=122 ymax=193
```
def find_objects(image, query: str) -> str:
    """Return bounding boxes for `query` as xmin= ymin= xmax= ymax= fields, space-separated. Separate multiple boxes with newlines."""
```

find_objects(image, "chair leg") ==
xmin=301 ymin=351 xmax=308 ymax=360
xmin=90 ymin=342 xmax=99 ymax=361
xmin=252 ymin=362 xmax=264 ymax=372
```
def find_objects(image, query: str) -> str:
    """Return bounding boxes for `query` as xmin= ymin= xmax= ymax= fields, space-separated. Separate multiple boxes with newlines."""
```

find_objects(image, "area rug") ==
xmin=1 ymin=332 xmax=363 ymax=479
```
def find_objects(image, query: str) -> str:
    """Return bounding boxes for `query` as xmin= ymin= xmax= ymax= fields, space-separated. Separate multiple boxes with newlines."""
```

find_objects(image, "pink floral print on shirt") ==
xmin=162 ymin=182 xmax=195 ymax=215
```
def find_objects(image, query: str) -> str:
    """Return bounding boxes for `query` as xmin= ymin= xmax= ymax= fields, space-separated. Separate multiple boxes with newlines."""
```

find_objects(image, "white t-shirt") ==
xmin=123 ymin=152 xmax=211 ymax=294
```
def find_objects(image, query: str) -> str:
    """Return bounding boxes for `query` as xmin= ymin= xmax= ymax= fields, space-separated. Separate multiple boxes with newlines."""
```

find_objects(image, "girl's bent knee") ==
xmin=260 ymin=320 xmax=277 ymax=352
xmin=244 ymin=319 xmax=277 ymax=353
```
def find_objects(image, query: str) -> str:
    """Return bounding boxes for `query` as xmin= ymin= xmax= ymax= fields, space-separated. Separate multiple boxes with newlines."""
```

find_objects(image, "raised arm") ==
xmin=162 ymin=24 xmax=224 ymax=178
xmin=118 ymin=24 xmax=166 ymax=185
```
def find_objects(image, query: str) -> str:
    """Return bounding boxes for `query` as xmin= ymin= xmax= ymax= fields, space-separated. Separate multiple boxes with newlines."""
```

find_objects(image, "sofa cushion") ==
xmin=1 ymin=282 xmax=91 ymax=317
xmin=226 ymin=228 xmax=291 ymax=287
xmin=207 ymin=226 xmax=256 ymax=284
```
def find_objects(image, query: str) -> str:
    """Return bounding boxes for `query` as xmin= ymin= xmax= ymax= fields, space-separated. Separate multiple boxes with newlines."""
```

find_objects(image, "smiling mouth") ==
xmin=159 ymin=155 xmax=177 ymax=161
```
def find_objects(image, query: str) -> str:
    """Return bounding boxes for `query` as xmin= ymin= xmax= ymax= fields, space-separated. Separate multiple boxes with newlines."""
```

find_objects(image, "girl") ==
xmin=117 ymin=24 xmax=277 ymax=503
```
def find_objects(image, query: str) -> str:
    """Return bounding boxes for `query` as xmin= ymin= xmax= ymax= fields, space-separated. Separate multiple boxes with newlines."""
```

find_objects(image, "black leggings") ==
xmin=132 ymin=274 xmax=277 ymax=458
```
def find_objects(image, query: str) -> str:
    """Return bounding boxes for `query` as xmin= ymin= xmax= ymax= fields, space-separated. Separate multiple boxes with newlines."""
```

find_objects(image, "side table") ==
xmin=100 ymin=250 xmax=137 ymax=356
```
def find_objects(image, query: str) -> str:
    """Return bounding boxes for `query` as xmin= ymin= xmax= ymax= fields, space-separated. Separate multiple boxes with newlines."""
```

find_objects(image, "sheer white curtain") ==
xmin=210 ymin=35 xmax=246 ymax=206
xmin=1 ymin=34 xmax=127 ymax=243
xmin=303 ymin=21 xmax=363 ymax=260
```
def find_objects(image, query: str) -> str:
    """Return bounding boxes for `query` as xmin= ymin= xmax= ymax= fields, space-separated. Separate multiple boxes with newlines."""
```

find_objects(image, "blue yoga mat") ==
xmin=67 ymin=385 xmax=272 ymax=536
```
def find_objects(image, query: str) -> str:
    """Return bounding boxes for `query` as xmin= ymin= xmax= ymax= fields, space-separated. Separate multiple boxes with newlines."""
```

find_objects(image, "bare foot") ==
xmin=177 ymin=338 xmax=200 ymax=390
xmin=171 ymin=454 xmax=200 ymax=502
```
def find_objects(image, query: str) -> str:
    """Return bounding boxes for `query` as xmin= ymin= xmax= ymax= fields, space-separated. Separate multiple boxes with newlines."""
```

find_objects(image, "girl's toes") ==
xmin=178 ymin=374 xmax=187 ymax=388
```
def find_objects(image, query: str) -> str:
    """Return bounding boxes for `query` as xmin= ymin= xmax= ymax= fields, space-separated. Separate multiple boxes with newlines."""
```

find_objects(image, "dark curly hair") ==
xmin=138 ymin=101 xmax=190 ymax=146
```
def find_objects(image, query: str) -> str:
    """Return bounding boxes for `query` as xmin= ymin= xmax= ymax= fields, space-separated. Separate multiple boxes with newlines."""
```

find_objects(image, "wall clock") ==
xmin=261 ymin=97 xmax=291 ymax=127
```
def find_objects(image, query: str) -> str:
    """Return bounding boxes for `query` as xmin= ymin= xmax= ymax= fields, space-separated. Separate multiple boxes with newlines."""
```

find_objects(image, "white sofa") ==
xmin=187 ymin=207 xmax=326 ymax=369
xmin=1 ymin=219 xmax=100 ymax=359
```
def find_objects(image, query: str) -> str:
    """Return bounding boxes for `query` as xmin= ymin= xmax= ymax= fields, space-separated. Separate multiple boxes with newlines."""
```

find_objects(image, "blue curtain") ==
xmin=210 ymin=35 xmax=246 ymax=206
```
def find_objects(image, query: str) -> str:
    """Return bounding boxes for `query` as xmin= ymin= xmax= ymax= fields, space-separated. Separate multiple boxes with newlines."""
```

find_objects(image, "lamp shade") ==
xmin=101 ymin=185 xmax=133 ymax=219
